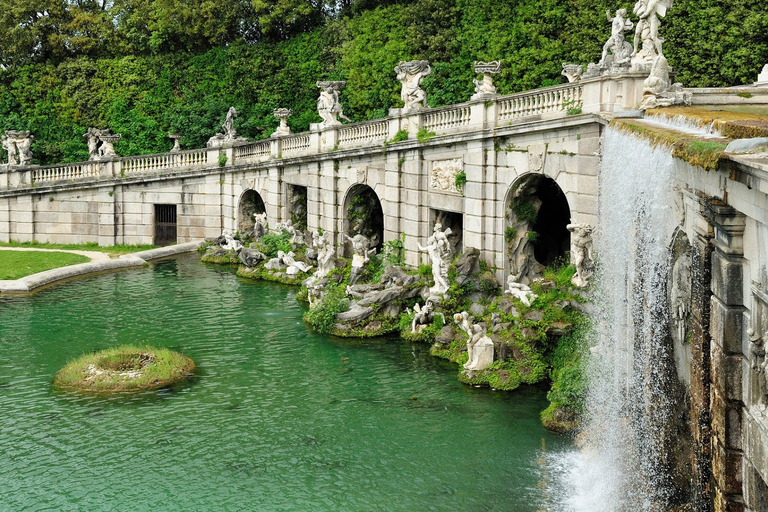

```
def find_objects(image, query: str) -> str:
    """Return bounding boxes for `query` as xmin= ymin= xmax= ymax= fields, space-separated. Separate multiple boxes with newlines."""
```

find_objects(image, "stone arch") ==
xmin=237 ymin=189 xmax=266 ymax=233
xmin=504 ymin=173 xmax=571 ymax=283
xmin=343 ymin=184 xmax=384 ymax=252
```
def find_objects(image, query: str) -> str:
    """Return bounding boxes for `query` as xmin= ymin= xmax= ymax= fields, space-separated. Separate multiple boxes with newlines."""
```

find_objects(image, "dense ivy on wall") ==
xmin=0 ymin=0 xmax=766 ymax=165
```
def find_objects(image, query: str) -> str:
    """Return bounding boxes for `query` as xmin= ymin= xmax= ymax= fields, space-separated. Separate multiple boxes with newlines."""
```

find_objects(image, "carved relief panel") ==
xmin=429 ymin=158 xmax=463 ymax=195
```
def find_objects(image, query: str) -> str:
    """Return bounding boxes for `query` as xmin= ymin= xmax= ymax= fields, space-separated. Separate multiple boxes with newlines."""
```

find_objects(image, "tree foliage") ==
xmin=0 ymin=0 xmax=765 ymax=164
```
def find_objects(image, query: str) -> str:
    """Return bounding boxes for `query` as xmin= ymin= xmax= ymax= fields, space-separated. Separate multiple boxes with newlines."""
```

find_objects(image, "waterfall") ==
xmin=549 ymin=126 xmax=686 ymax=511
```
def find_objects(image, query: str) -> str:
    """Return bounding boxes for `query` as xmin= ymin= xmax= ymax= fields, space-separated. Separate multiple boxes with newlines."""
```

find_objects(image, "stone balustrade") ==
xmin=337 ymin=120 xmax=389 ymax=148
xmin=498 ymin=83 xmax=583 ymax=121
xmin=15 ymin=75 xmax=766 ymax=191
xmin=32 ymin=162 xmax=101 ymax=183
xmin=422 ymin=105 xmax=472 ymax=134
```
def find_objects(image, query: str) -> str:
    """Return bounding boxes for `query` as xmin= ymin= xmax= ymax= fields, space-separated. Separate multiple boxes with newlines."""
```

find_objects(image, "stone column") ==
xmin=707 ymin=201 xmax=748 ymax=512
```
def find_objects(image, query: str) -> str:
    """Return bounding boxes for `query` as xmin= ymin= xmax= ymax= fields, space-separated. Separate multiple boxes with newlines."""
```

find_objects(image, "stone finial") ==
xmin=758 ymin=64 xmax=768 ymax=84
xmin=316 ymin=81 xmax=350 ymax=127
xmin=168 ymin=132 xmax=182 ymax=153
xmin=638 ymin=55 xmax=692 ymax=110
xmin=394 ymin=60 xmax=431 ymax=112
xmin=272 ymin=108 xmax=293 ymax=137
xmin=599 ymin=9 xmax=634 ymax=67
xmin=561 ymin=63 xmax=583 ymax=83
xmin=83 ymin=128 xmax=120 ymax=161
xmin=630 ymin=0 xmax=673 ymax=68
xmin=2 ymin=130 xmax=34 ymax=166
xmin=471 ymin=61 xmax=501 ymax=99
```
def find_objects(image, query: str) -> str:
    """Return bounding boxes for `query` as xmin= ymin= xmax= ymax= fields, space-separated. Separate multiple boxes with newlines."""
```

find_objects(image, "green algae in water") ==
xmin=0 ymin=253 xmax=566 ymax=510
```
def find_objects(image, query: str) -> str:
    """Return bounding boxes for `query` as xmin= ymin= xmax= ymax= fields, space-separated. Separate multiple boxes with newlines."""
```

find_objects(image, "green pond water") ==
xmin=0 ymin=254 xmax=566 ymax=511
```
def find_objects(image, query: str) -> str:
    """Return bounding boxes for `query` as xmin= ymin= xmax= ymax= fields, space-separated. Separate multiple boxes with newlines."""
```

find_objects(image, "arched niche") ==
xmin=504 ymin=174 xmax=571 ymax=283
xmin=237 ymin=189 xmax=266 ymax=233
xmin=343 ymin=184 xmax=384 ymax=252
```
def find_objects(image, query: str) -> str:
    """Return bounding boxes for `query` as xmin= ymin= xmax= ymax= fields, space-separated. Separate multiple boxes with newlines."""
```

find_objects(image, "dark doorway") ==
xmin=154 ymin=204 xmax=177 ymax=246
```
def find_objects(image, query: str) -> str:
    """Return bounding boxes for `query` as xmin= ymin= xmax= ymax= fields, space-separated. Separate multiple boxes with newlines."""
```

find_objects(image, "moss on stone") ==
xmin=53 ymin=345 xmax=195 ymax=393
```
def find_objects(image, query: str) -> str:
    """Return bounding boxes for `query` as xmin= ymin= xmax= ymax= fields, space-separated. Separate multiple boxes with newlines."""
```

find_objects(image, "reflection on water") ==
xmin=0 ymin=254 xmax=564 ymax=511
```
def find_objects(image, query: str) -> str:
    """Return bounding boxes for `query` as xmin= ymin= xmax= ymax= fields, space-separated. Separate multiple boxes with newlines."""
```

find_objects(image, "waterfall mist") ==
xmin=550 ymin=127 xmax=689 ymax=511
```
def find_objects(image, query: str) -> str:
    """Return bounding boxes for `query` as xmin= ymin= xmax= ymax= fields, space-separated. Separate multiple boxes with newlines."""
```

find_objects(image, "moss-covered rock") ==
xmin=53 ymin=345 xmax=195 ymax=393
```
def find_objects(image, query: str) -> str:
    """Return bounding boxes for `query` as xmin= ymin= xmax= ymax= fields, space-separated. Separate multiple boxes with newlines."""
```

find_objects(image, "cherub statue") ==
xmin=316 ymin=81 xmax=351 ymax=127
xmin=411 ymin=300 xmax=435 ymax=334
xmin=395 ymin=60 xmax=431 ymax=112
xmin=600 ymin=8 xmax=634 ymax=66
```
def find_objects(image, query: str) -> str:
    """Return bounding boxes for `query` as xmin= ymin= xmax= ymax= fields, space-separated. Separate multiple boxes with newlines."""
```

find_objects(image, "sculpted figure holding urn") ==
xmin=395 ymin=60 xmax=431 ymax=112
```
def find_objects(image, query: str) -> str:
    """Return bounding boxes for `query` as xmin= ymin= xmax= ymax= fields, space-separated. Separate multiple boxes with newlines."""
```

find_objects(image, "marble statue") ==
xmin=465 ymin=324 xmax=494 ymax=371
xmin=567 ymin=223 xmax=594 ymax=288
xmin=272 ymin=108 xmax=292 ymax=137
xmin=638 ymin=55 xmax=692 ymax=110
xmin=282 ymin=251 xmax=312 ymax=276
xmin=411 ymin=300 xmax=435 ymax=334
xmin=168 ymin=133 xmax=182 ymax=153
xmin=207 ymin=107 xmax=248 ymax=148
xmin=316 ymin=81 xmax=351 ymax=127
xmin=759 ymin=64 xmax=768 ymax=84
xmin=395 ymin=60 xmax=431 ymax=112
xmin=418 ymin=222 xmax=452 ymax=295
xmin=307 ymin=281 xmax=325 ymax=308
xmin=453 ymin=312 xmax=493 ymax=371
xmin=472 ymin=61 xmax=501 ymax=100
xmin=83 ymin=128 xmax=121 ymax=161
xmin=253 ymin=212 xmax=268 ymax=239
xmin=222 ymin=107 xmax=237 ymax=139
xmin=631 ymin=0 xmax=673 ymax=66
xmin=220 ymin=229 xmax=242 ymax=252
xmin=600 ymin=9 xmax=634 ymax=67
xmin=2 ymin=131 xmax=34 ymax=166
xmin=346 ymin=233 xmax=374 ymax=284
xmin=748 ymin=328 xmax=765 ymax=374
xmin=285 ymin=221 xmax=304 ymax=246
xmin=314 ymin=232 xmax=336 ymax=279
xmin=561 ymin=63 xmax=582 ymax=83
xmin=505 ymin=276 xmax=537 ymax=307
xmin=454 ymin=311 xmax=473 ymax=341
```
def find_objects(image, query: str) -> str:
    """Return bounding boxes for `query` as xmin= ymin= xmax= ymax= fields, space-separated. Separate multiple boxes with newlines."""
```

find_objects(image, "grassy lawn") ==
xmin=0 ymin=241 xmax=157 ymax=256
xmin=0 ymin=251 xmax=91 ymax=280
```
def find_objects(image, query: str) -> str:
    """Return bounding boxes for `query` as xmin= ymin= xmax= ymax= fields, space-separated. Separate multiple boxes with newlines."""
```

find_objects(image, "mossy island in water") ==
xmin=53 ymin=346 xmax=195 ymax=392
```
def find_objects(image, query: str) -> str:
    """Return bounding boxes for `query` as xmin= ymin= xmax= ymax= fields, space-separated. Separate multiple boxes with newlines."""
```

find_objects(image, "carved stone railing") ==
xmin=338 ymin=120 xmax=389 ymax=148
xmin=33 ymin=162 xmax=101 ymax=183
xmin=122 ymin=149 xmax=207 ymax=175
xmin=3 ymin=75 xmax=684 ymax=192
xmin=235 ymin=141 xmax=271 ymax=163
xmin=423 ymin=105 xmax=472 ymax=133
xmin=281 ymin=134 xmax=311 ymax=156
xmin=498 ymin=83 xmax=583 ymax=121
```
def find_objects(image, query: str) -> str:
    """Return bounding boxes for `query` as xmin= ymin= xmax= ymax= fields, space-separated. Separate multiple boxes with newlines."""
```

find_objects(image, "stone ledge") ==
xmin=0 ymin=241 xmax=202 ymax=294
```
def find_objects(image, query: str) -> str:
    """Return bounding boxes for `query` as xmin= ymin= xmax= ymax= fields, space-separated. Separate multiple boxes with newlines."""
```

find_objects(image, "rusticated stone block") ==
xmin=711 ymin=251 xmax=744 ymax=307
xmin=714 ymin=486 xmax=746 ymax=512
xmin=712 ymin=343 xmax=745 ymax=401
xmin=713 ymin=439 xmax=744 ymax=495
xmin=711 ymin=391 xmax=744 ymax=450
xmin=710 ymin=297 xmax=746 ymax=354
